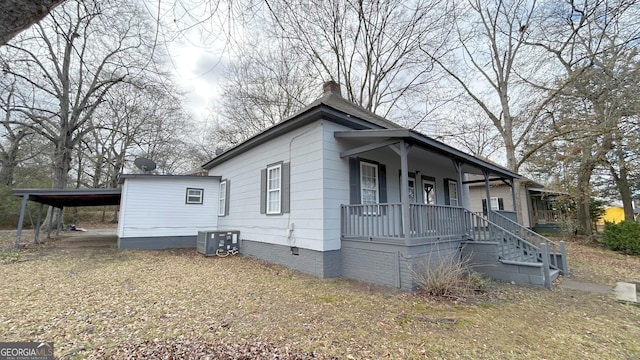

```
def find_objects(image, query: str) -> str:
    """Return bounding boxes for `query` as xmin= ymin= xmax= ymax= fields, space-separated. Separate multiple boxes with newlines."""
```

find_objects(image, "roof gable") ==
xmin=203 ymin=84 xmax=402 ymax=169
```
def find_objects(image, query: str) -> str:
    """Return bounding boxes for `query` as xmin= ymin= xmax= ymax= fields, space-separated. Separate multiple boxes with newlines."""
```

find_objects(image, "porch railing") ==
xmin=531 ymin=210 xmax=565 ymax=225
xmin=340 ymin=203 xmax=467 ymax=241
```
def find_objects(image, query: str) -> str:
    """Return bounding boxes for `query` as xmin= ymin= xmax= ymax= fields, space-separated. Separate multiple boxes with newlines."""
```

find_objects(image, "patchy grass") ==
xmin=0 ymin=233 xmax=639 ymax=359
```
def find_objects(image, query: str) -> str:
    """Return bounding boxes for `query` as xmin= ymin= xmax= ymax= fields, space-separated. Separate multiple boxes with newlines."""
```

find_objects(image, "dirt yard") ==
xmin=0 ymin=232 xmax=639 ymax=359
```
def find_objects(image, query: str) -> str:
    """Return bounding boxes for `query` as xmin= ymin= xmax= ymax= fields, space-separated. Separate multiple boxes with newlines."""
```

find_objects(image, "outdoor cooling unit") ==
xmin=197 ymin=230 xmax=240 ymax=256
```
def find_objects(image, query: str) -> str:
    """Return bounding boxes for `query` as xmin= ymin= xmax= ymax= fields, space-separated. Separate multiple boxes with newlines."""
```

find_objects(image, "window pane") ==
xmin=360 ymin=162 xmax=379 ymax=204
xmin=218 ymin=182 xmax=226 ymax=215
xmin=186 ymin=188 xmax=203 ymax=204
xmin=267 ymin=165 xmax=281 ymax=213
xmin=268 ymin=190 xmax=280 ymax=212
xmin=423 ymin=182 xmax=435 ymax=204
xmin=448 ymin=181 xmax=458 ymax=206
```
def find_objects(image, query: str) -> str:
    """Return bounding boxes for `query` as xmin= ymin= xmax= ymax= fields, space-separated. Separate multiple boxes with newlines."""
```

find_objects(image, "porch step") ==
xmin=548 ymin=269 xmax=561 ymax=283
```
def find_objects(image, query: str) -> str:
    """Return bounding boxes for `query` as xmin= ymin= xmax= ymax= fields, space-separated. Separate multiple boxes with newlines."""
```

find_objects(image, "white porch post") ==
xmin=483 ymin=170 xmax=492 ymax=218
xmin=399 ymin=140 xmax=411 ymax=244
xmin=510 ymin=178 xmax=517 ymax=213
xmin=453 ymin=160 xmax=464 ymax=206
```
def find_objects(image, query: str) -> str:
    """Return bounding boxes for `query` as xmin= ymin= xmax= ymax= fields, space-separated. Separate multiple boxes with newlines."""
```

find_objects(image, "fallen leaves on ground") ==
xmin=88 ymin=340 xmax=338 ymax=359
xmin=1 ymin=230 xmax=639 ymax=359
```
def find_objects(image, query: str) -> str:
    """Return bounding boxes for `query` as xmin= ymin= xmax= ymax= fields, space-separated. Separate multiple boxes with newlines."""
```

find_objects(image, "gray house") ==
xmin=203 ymin=82 xmax=569 ymax=290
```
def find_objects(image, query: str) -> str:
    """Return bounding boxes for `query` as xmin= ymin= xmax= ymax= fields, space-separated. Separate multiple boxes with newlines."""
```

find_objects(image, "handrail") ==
xmin=489 ymin=211 xmax=560 ymax=248
xmin=466 ymin=211 xmax=541 ymax=262
xmin=488 ymin=210 xmax=568 ymax=274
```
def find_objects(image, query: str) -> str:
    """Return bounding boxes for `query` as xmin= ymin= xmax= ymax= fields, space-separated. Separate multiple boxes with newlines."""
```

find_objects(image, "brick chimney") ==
xmin=323 ymin=80 xmax=341 ymax=97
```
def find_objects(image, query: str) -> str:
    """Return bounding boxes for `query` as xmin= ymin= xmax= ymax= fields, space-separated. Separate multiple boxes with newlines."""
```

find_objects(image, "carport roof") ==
xmin=12 ymin=188 xmax=121 ymax=208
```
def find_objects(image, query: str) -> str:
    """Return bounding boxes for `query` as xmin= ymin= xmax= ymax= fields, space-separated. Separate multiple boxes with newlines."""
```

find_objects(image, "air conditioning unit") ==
xmin=197 ymin=230 xmax=240 ymax=256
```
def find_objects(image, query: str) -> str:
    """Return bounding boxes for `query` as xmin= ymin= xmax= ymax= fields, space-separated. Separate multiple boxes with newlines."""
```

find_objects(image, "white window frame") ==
xmin=360 ymin=162 xmax=379 ymax=205
xmin=186 ymin=188 xmax=203 ymax=204
xmin=218 ymin=181 xmax=227 ymax=216
xmin=267 ymin=163 xmax=282 ymax=214
xmin=490 ymin=197 xmax=500 ymax=211
xmin=423 ymin=179 xmax=436 ymax=205
xmin=448 ymin=180 xmax=458 ymax=207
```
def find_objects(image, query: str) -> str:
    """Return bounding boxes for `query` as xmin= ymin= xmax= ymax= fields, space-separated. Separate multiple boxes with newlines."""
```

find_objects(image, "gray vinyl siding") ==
xmin=117 ymin=177 xmax=219 ymax=240
xmin=210 ymin=121 xmax=328 ymax=251
xmin=321 ymin=121 xmax=353 ymax=251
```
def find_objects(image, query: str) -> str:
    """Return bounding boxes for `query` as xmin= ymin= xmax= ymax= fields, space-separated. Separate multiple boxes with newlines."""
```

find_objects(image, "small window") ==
xmin=490 ymin=197 xmax=504 ymax=211
xmin=490 ymin=197 xmax=499 ymax=211
xmin=186 ymin=188 xmax=203 ymax=204
xmin=218 ymin=181 xmax=227 ymax=215
xmin=448 ymin=180 xmax=458 ymax=207
xmin=267 ymin=164 xmax=281 ymax=214
xmin=360 ymin=162 xmax=379 ymax=205
xmin=260 ymin=162 xmax=290 ymax=215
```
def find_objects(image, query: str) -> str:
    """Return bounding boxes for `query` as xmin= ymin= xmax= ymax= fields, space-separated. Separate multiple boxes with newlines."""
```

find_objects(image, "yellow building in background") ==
xmin=598 ymin=207 xmax=625 ymax=225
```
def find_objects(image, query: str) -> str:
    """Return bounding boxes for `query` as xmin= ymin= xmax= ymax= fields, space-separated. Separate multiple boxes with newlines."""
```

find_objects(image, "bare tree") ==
xmin=1 ymin=0 xmax=160 ymax=190
xmin=212 ymin=38 xmax=318 ymax=146
xmin=262 ymin=0 xmax=448 ymax=119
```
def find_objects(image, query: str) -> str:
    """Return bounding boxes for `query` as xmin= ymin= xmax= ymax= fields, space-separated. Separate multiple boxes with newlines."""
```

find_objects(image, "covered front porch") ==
xmin=334 ymin=129 xmax=568 ymax=290
xmin=335 ymin=128 xmax=520 ymax=245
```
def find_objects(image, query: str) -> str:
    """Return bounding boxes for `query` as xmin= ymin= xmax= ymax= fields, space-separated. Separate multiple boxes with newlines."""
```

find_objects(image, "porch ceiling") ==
xmin=335 ymin=129 xmax=520 ymax=179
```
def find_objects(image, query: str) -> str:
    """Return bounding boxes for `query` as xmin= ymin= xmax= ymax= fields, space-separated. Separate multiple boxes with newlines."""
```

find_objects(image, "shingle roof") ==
xmin=293 ymin=90 xmax=404 ymax=130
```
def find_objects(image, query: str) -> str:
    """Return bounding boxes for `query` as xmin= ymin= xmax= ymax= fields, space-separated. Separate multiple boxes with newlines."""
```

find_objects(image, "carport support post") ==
xmin=14 ymin=195 xmax=28 ymax=248
xmin=34 ymin=203 xmax=43 ymax=244
xmin=47 ymin=206 xmax=54 ymax=238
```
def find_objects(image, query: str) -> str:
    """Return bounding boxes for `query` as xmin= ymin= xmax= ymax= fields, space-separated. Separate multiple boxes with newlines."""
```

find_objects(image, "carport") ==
xmin=12 ymin=188 xmax=121 ymax=248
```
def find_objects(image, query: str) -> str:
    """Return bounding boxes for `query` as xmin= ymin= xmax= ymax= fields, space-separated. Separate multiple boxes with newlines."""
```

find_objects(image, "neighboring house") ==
xmin=598 ymin=206 xmax=625 ymax=226
xmin=467 ymin=176 xmax=567 ymax=233
xmin=117 ymin=174 xmax=221 ymax=249
xmin=200 ymin=81 xmax=569 ymax=289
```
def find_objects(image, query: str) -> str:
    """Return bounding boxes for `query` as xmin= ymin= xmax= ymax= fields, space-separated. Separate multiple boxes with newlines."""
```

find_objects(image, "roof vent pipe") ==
xmin=323 ymin=80 xmax=341 ymax=97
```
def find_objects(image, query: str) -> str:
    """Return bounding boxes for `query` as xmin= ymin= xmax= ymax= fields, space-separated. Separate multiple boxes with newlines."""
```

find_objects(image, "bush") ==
xmin=412 ymin=252 xmax=487 ymax=298
xmin=602 ymin=220 xmax=640 ymax=255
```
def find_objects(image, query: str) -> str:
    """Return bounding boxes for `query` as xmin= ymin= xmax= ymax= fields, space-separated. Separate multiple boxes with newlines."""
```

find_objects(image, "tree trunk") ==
xmin=0 ymin=0 xmax=65 ymax=45
xmin=575 ymin=159 xmax=595 ymax=235
xmin=52 ymin=134 xmax=73 ymax=189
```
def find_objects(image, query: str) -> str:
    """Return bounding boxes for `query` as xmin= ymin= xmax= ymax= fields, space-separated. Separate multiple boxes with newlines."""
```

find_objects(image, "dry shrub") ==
xmin=411 ymin=250 xmax=487 ymax=298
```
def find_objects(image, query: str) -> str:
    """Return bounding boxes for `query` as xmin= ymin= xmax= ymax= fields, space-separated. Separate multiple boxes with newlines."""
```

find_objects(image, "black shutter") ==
xmin=379 ymin=164 xmax=387 ymax=203
xmin=281 ymin=162 xmax=290 ymax=213
xmin=349 ymin=158 xmax=360 ymax=204
xmin=260 ymin=168 xmax=266 ymax=214
xmin=482 ymin=199 xmax=487 ymax=216
xmin=498 ymin=197 xmax=504 ymax=211
xmin=224 ymin=180 xmax=230 ymax=216
xmin=443 ymin=179 xmax=450 ymax=205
